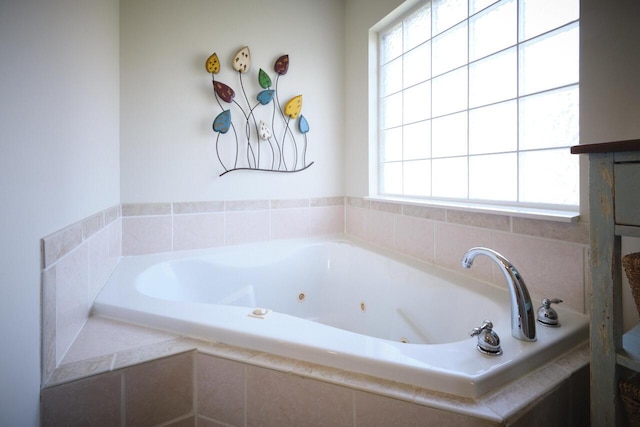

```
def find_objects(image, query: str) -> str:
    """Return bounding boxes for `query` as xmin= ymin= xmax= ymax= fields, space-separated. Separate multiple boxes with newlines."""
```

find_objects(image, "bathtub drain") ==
xmin=297 ymin=292 xmax=306 ymax=302
xmin=400 ymin=337 xmax=410 ymax=344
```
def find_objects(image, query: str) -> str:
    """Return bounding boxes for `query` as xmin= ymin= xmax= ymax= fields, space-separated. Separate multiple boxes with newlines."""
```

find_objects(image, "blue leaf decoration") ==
xmin=257 ymin=89 xmax=274 ymax=105
xmin=213 ymin=110 xmax=231 ymax=134
xmin=298 ymin=115 xmax=310 ymax=134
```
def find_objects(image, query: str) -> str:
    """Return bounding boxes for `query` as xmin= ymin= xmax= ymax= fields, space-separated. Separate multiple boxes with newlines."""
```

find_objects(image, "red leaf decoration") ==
xmin=274 ymin=55 xmax=289 ymax=75
xmin=213 ymin=81 xmax=235 ymax=103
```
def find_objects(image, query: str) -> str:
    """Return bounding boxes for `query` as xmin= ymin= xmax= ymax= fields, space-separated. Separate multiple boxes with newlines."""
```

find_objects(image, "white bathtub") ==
xmin=93 ymin=236 xmax=588 ymax=398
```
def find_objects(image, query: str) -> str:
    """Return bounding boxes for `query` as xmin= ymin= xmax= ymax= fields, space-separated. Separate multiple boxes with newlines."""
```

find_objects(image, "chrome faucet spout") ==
xmin=461 ymin=247 xmax=536 ymax=342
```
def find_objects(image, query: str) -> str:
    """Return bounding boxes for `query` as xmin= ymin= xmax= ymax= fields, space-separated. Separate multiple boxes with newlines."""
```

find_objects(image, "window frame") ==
xmin=371 ymin=0 xmax=580 ymax=217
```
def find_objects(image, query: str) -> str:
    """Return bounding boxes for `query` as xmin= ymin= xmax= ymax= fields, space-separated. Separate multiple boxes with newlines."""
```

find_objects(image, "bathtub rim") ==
xmin=46 ymin=315 xmax=590 ymax=425
xmin=91 ymin=234 xmax=590 ymax=399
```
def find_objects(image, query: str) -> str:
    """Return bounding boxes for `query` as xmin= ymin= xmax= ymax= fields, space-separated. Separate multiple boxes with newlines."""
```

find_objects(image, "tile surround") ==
xmin=41 ymin=371 xmax=122 ymax=427
xmin=345 ymin=197 xmax=590 ymax=313
xmin=41 ymin=317 xmax=590 ymax=426
xmin=41 ymin=196 xmax=591 ymax=425
xmin=246 ymin=366 xmax=354 ymax=427
xmin=121 ymin=197 xmax=345 ymax=255
xmin=197 ymin=354 xmax=245 ymax=426
xmin=41 ymin=205 xmax=122 ymax=383
xmin=41 ymin=198 xmax=345 ymax=384
xmin=124 ymin=352 xmax=194 ymax=427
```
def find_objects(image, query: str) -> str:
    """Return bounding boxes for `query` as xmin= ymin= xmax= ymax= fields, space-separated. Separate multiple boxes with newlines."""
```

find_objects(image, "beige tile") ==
xmin=247 ymin=352 xmax=297 ymax=375
xmin=290 ymin=360 xmax=416 ymax=404
xmin=346 ymin=205 xmax=366 ymax=240
xmin=197 ymin=415 xmax=227 ymax=427
xmin=122 ymin=215 xmax=172 ymax=255
xmin=164 ymin=415 xmax=196 ymax=427
xmin=271 ymin=207 xmax=309 ymax=240
xmin=88 ymin=225 xmax=119 ymax=305
xmin=42 ymin=222 xmax=83 ymax=268
xmin=197 ymin=354 xmax=245 ymax=426
xmin=47 ymin=354 xmax=114 ymax=387
xmin=104 ymin=204 xmax=120 ymax=224
xmin=42 ymin=266 xmax=57 ymax=384
xmin=347 ymin=197 xmax=369 ymax=208
xmin=354 ymin=391 xmax=497 ymax=427
xmin=402 ymin=204 xmax=446 ymax=221
xmin=173 ymin=213 xmax=225 ymax=251
xmin=225 ymin=200 xmax=270 ymax=211
xmin=246 ymin=366 xmax=353 ymax=427
xmin=271 ymin=198 xmax=310 ymax=209
xmin=365 ymin=209 xmax=395 ymax=248
xmin=512 ymin=217 xmax=589 ymax=244
xmin=311 ymin=196 xmax=344 ymax=207
xmin=370 ymin=200 xmax=402 ymax=214
xmin=113 ymin=339 xmax=195 ymax=370
xmin=434 ymin=223 xmax=493 ymax=282
xmin=483 ymin=362 xmax=569 ymax=421
xmin=41 ymin=371 xmax=121 ymax=427
xmin=225 ymin=210 xmax=269 ymax=245
xmin=107 ymin=218 xmax=122 ymax=260
xmin=553 ymin=342 xmax=590 ymax=374
xmin=62 ymin=317 xmax=176 ymax=365
xmin=309 ymin=205 xmax=344 ymax=236
xmin=393 ymin=215 xmax=434 ymax=263
xmin=195 ymin=340 xmax=263 ymax=361
xmin=413 ymin=388 xmax=500 ymax=423
xmin=446 ymin=210 xmax=511 ymax=231
xmin=122 ymin=202 xmax=172 ymax=216
xmin=125 ymin=352 xmax=194 ymax=427
xmin=492 ymin=233 xmax=585 ymax=311
xmin=82 ymin=212 xmax=104 ymax=239
xmin=55 ymin=243 xmax=89 ymax=364
xmin=173 ymin=201 xmax=225 ymax=214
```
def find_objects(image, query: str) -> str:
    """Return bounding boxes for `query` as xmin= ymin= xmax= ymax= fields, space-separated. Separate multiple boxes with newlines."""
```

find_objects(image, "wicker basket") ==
xmin=620 ymin=373 xmax=640 ymax=426
xmin=623 ymin=252 xmax=640 ymax=317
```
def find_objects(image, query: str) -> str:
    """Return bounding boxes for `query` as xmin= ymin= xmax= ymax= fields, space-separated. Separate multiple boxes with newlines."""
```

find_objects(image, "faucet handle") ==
xmin=470 ymin=320 xmax=502 ymax=356
xmin=470 ymin=320 xmax=493 ymax=336
xmin=537 ymin=298 xmax=563 ymax=327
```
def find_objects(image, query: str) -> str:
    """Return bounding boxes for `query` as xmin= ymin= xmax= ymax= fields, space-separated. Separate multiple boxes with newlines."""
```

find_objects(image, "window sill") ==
xmin=364 ymin=196 xmax=580 ymax=223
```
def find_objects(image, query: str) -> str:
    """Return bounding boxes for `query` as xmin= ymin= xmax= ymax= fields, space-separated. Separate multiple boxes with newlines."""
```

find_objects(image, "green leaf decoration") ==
xmin=258 ymin=68 xmax=272 ymax=89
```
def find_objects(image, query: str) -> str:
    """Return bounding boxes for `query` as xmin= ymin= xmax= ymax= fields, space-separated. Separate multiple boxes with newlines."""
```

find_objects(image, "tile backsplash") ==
xmin=41 ymin=205 xmax=121 ymax=384
xmin=41 ymin=196 xmax=590 ymax=385
xmin=345 ymin=197 xmax=590 ymax=314
xmin=41 ymin=197 xmax=344 ymax=383
xmin=122 ymin=197 xmax=345 ymax=255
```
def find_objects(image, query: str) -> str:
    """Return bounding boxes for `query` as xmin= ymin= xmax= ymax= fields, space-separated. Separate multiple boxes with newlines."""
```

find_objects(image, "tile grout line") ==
xmin=193 ymin=351 xmax=198 ymax=420
xmin=121 ymin=371 xmax=126 ymax=427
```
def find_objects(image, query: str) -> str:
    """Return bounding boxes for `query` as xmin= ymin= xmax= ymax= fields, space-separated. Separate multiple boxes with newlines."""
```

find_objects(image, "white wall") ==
xmin=344 ymin=0 xmax=404 ymax=197
xmin=580 ymin=0 xmax=640 ymax=330
xmin=120 ymin=0 xmax=345 ymax=203
xmin=0 ymin=0 xmax=120 ymax=425
xmin=580 ymin=0 xmax=640 ymax=144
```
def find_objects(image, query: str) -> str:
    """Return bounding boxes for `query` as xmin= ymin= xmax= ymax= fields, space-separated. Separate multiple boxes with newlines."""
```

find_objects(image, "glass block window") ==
xmin=377 ymin=0 xmax=579 ymax=208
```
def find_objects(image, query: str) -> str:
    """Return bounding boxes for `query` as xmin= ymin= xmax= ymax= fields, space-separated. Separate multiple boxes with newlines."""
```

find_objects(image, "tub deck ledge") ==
xmin=43 ymin=315 xmax=589 ymax=424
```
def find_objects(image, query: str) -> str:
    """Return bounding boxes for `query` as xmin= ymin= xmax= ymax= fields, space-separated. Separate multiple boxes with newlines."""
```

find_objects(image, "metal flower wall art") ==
xmin=206 ymin=47 xmax=314 ymax=176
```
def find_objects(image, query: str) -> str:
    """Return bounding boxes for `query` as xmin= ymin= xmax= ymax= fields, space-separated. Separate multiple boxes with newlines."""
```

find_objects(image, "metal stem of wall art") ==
xmin=206 ymin=47 xmax=314 ymax=177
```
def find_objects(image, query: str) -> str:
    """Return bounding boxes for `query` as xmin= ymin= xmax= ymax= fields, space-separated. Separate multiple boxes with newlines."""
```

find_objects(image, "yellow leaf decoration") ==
xmin=284 ymin=95 xmax=303 ymax=119
xmin=205 ymin=53 xmax=220 ymax=74
xmin=232 ymin=46 xmax=251 ymax=73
